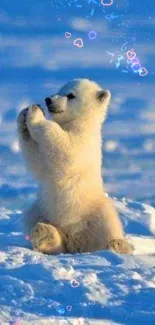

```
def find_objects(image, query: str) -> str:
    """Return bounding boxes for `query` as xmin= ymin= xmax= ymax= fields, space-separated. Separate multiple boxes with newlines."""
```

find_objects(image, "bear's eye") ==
xmin=66 ymin=93 xmax=76 ymax=100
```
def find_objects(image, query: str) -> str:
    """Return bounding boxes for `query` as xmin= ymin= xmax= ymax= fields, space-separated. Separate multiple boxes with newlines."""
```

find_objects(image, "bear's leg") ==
xmin=17 ymin=107 xmax=30 ymax=141
xmin=23 ymin=200 xmax=42 ymax=234
xmin=66 ymin=220 xmax=132 ymax=254
xmin=66 ymin=197 xmax=133 ymax=254
xmin=99 ymin=196 xmax=133 ymax=254
xmin=17 ymin=107 xmax=45 ymax=178
xmin=31 ymin=222 xmax=65 ymax=254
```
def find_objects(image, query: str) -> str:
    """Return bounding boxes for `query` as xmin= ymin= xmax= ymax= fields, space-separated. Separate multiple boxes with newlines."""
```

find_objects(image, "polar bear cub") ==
xmin=17 ymin=78 xmax=132 ymax=254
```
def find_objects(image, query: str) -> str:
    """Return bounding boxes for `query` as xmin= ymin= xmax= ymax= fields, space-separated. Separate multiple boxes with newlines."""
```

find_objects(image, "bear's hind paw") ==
xmin=31 ymin=222 xmax=65 ymax=254
xmin=106 ymin=239 xmax=133 ymax=254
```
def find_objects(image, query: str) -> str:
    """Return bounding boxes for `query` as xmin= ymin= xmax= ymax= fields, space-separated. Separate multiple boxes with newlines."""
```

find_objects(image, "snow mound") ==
xmin=0 ymin=199 xmax=155 ymax=325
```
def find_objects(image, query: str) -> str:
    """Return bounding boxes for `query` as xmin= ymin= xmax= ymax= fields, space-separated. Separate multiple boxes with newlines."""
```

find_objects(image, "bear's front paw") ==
xmin=17 ymin=107 xmax=29 ymax=138
xmin=31 ymin=222 xmax=65 ymax=254
xmin=26 ymin=104 xmax=45 ymax=127
xmin=106 ymin=239 xmax=133 ymax=254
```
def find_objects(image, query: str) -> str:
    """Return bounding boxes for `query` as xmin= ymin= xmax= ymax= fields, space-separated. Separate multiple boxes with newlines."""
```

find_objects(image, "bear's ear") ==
xmin=96 ymin=90 xmax=111 ymax=102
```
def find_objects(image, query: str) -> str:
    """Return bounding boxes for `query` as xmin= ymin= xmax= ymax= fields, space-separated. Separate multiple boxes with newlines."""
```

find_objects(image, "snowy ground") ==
xmin=0 ymin=200 xmax=155 ymax=325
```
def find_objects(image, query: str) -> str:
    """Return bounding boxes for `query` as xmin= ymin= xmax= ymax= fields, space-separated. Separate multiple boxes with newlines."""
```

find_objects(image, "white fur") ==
xmin=17 ymin=79 xmax=132 ymax=254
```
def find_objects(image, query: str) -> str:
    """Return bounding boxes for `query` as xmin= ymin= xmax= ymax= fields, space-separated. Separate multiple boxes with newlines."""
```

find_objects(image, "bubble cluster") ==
xmin=107 ymin=44 xmax=148 ymax=77
xmin=52 ymin=0 xmax=114 ymax=11
xmin=51 ymin=0 xmax=107 ymax=17
xmin=65 ymin=30 xmax=97 ymax=49
xmin=65 ymin=33 xmax=84 ymax=48
xmin=54 ymin=1 xmax=148 ymax=77
xmin=126 ymin=48 xmax=148 ymax=76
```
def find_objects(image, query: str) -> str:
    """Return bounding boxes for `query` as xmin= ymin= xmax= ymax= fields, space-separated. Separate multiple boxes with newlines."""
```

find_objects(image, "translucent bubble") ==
xmin=101 ymin=0 xmax=114 ymax=6
xmin=66 ymin=305 xmax=72 ymax=311
xmin=70 ymin=279 xmax=80 ymax=288
xmin=65 ymin=32 xmax=72 ymax=38
xmin=88 ymin=31 xmax=97 ymax=40
xmin=132 ymin=64 xmax=142 ymax=73
xmin=73 ymin=38 xmax=84 ymax=48
xmin=139 ymin=67 xmax=148 ymax=76
xmin=126 ymin=50 xmax=136 ymax=60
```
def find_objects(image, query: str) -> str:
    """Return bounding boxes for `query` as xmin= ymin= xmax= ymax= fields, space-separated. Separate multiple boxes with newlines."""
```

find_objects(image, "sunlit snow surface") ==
xmin=0 ymin=201 xmax=155 ymax=325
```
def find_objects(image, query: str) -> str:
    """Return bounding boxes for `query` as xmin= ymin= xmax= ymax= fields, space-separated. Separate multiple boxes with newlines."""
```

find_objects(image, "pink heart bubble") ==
xmin=67 ymin=305 xmax=72 ymax=312
xmin=139 ymin=67 xmax=148 ymax=76
xmin=126 ymin=50 xmax=136 ymax=60
xmin=73 ymin=38 xmax=84 ymax=48
xmin=25 ymin=235 xmax=30 ymax=240
xmin=101 ymin=0 xmax=113 ymax=6
xmin=70 ymin=279 xmax=80 ymax=288
xmin=65 ymin=32 xmax=71 ymax=39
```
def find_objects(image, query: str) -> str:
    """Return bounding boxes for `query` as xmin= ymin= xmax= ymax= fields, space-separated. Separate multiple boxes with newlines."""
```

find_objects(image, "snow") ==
xmin=0 ymin=198 xmax=155 ymax=325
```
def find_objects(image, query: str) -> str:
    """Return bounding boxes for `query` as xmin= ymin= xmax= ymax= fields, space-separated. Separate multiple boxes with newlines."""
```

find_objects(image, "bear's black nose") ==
xmin=45 ymin=97 xmax=52 ymax=107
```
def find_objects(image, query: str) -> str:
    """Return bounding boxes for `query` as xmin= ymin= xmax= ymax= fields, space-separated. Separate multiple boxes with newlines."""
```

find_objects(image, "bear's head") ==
xmin=45 ymin=79 xmax=111 ymax=126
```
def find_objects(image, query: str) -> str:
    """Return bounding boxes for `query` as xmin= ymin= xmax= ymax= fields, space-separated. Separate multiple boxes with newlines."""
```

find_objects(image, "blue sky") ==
xmin=0 ymin=0 xmax=154 ymax=111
